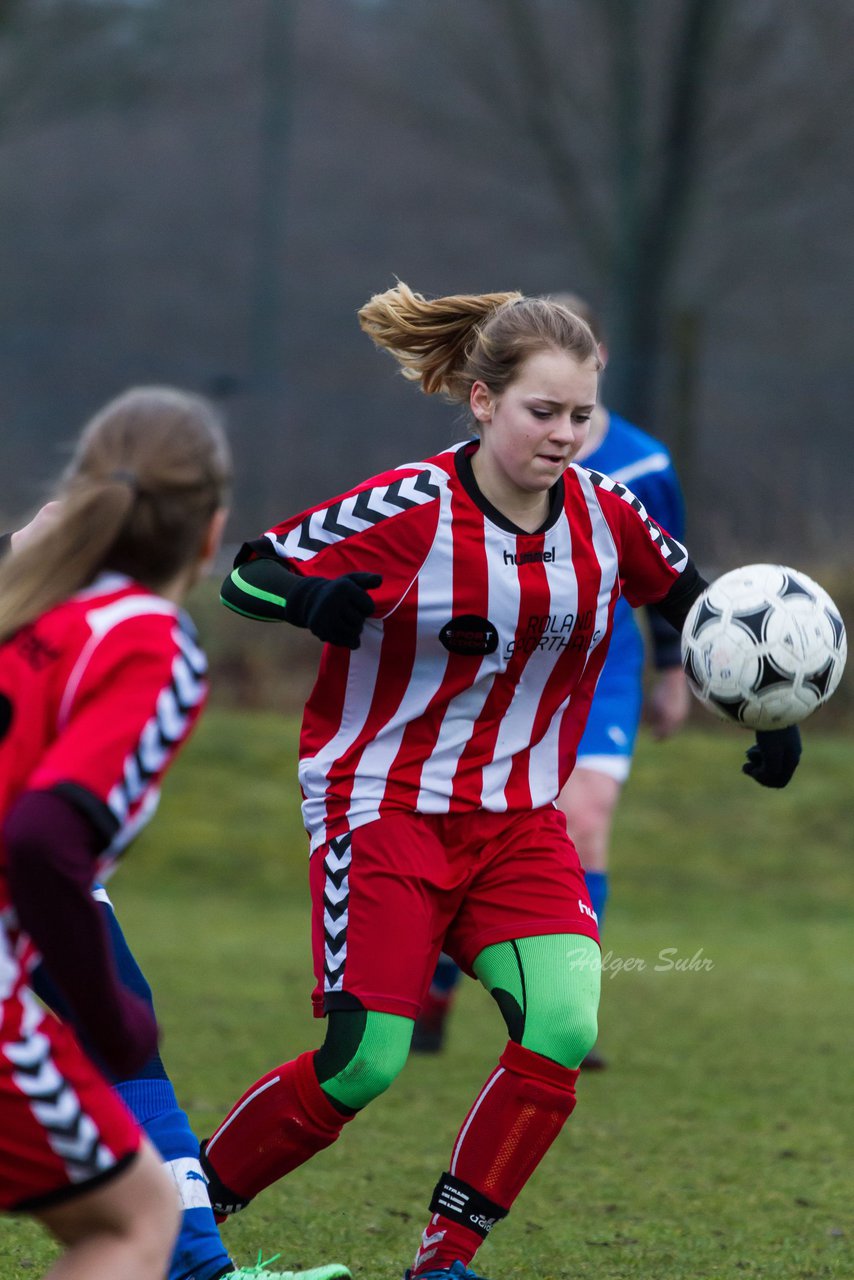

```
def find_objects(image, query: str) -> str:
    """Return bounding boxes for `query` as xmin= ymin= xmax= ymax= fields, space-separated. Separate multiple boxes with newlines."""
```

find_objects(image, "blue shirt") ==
xmin=583 ymin=411 xmax=685 ymax=678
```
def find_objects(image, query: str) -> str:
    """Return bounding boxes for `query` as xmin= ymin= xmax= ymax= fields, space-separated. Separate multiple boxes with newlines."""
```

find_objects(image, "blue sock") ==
xmin=100 ymin=897 xmax=233 ymax=1280
xmin=584 ymin=871 xmax=609 ymax=930
xmin=116 ymin=1079 xmax=233 ymax=1280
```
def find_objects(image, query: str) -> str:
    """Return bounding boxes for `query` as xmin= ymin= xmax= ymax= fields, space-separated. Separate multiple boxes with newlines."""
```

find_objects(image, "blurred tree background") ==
xmin=1 ymin=0 xmax=852 ymax=570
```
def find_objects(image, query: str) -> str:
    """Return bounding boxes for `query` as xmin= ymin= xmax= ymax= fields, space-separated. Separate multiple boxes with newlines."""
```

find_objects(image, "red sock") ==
xmin=203 ymin=1050 xmax=352 ymax=1204
xmin=411 ymin=1041 xmax=579 ymax=1274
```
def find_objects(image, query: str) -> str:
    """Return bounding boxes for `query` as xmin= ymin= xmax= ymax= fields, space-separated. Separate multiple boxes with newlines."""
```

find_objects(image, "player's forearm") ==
xmin=221 ymin=549 xmax=381 ymax=648
xmin=4 ymin=789 xmax=157 ymax=1075
xmin=645 ymin=604 xmax=682 ymax=669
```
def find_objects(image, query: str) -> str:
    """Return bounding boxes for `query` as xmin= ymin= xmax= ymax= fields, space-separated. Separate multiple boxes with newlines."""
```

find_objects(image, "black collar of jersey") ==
xmin=455 ymin=440 xmax=565 ymax=536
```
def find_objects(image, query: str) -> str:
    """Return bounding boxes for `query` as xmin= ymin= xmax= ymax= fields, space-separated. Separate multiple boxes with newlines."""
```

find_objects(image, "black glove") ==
xmin=742 ymin=725 xmax=802 ymax=789
xmin=286 ymin=572 xmax=382 ymax=648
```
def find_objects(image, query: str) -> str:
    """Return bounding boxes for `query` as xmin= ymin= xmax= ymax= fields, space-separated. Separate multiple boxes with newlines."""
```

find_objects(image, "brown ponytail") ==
xmin=0 ymin=386 xmax=231 ymax=644
xmin=358 ymin=281 xmax=599 ymax=405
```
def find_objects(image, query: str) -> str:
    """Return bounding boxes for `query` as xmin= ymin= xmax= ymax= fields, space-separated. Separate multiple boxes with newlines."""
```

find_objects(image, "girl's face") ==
xmin=470 ymin=348 xmax=599 ymax=498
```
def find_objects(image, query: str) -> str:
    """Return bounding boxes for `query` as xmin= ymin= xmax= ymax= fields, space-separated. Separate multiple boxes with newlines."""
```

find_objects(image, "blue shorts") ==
xmin=575 ymin=655 xmax=643 ymax=783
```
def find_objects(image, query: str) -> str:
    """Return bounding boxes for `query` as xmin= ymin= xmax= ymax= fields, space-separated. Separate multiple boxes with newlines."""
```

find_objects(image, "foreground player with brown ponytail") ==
xmin=0 ymin=387 xmax=230 ymax=1280
xmin=206 ymin=284 xmax=801 ymax=1280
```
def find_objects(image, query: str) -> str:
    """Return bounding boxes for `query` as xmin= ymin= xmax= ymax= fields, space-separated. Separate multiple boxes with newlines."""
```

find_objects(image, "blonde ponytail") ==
xmin=358 ymin=282 xmax=522 ymax=400
xmin=358 ymin=281 xmax=599 ymax=408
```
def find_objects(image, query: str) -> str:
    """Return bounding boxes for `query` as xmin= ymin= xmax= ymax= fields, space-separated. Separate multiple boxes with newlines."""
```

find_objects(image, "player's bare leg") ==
xmin=33 ymin=1138 xmax=179 ymax=1280
xmin=558 ymin=765 xmax=621 ymax=876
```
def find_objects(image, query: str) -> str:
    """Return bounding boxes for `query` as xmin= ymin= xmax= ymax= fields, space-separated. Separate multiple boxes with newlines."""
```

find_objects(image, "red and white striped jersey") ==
xmin=0 ymin=573 xmax=208 ymax=934
xmin=262 ymin=441 xmax=688 ymax=851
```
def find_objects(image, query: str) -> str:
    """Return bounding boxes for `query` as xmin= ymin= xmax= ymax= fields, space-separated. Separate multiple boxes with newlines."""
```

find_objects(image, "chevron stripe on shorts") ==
xmin=323 ymin=833 xmax=352 ymax=993
xmin=4 ymin=1028 xmax=116 ymax=1184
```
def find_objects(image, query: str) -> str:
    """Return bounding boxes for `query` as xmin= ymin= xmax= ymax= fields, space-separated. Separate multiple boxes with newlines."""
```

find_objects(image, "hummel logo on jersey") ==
xmin=502 ymin=546 xmax=556 ymax=566
xmin=439 ymin=615 xmax=499 ymax=656
xmin=579 ymin=898 xmax=599 ymax=923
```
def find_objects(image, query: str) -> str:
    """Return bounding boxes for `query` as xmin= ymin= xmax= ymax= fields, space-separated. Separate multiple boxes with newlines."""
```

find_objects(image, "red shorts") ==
xmin=0 ymin=991 xmax=142 ymax=1213
xmin=309 ymin=806 xmax=600 ymax=1019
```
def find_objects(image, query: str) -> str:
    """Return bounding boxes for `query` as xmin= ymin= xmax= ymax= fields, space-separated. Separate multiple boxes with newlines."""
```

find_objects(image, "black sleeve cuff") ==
xmin=652 ymin=560 xmax=709 ymax=634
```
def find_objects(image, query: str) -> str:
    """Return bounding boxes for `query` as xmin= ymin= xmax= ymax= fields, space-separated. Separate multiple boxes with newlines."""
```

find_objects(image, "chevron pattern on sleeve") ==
xmin=105 ymin=621 xmax=207 ymax=836
xmin=586 ymin=468 xmax=688 ymax=571
xmin=271 ymin=468 xmax=442 ymax=562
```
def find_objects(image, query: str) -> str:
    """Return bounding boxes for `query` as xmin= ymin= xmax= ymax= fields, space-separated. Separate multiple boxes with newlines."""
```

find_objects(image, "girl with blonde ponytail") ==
xmin=206 ymin=283 xmax=799 ymax=1280
xmin=0 ymin=386 xmax=231 ymax=1280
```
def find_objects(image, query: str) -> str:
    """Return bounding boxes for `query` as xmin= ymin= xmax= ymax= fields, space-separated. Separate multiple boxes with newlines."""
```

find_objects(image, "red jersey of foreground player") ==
xmin=0 ymin=386 xmax=229 ymax=1280
xmin=263 ymin=436 xmax=688 ymax=851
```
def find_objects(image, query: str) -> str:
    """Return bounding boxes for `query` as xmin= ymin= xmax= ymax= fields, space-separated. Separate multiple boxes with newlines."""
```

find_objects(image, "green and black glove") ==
xmin=222 ymin=557 xmax=381 ymax=649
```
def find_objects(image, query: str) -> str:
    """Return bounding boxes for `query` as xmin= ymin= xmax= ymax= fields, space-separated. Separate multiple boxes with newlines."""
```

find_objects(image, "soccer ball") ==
xmin=681 ymin=564 xmax=847 ymax=729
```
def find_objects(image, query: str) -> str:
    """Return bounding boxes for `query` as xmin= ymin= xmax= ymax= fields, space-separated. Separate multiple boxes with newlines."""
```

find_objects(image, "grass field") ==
xmin=2 ymin=711 xmax=852 ymax=1279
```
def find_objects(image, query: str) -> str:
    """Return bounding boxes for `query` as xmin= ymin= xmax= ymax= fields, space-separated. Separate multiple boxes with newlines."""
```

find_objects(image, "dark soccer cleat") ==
xmin=404 ymin=1262 xmax=491 ymax=1280
xmin=580 ymin=1047 xmax=608 ymax=1070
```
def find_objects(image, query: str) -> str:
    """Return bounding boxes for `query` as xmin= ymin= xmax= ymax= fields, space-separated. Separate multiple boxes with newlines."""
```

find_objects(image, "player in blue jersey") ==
xmin=554 ymin=293 xmax=689 ymax=1065
xmin=413 ymin=294 xmax=690 ymax=1066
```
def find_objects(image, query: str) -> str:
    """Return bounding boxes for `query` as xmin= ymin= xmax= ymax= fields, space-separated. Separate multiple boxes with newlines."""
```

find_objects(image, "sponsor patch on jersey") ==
xmin=439 ymin=615 xmax=499 ymax=656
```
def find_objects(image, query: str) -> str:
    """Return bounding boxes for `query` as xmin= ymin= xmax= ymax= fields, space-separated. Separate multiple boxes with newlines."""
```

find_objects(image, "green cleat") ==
xmin=231 ymin=1252 xmax=352 ymax=1280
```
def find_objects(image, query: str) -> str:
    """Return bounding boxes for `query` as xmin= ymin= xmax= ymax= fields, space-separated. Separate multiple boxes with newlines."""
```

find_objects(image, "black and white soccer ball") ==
xmin=681 ymin=564 xmax=847 ymax=729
